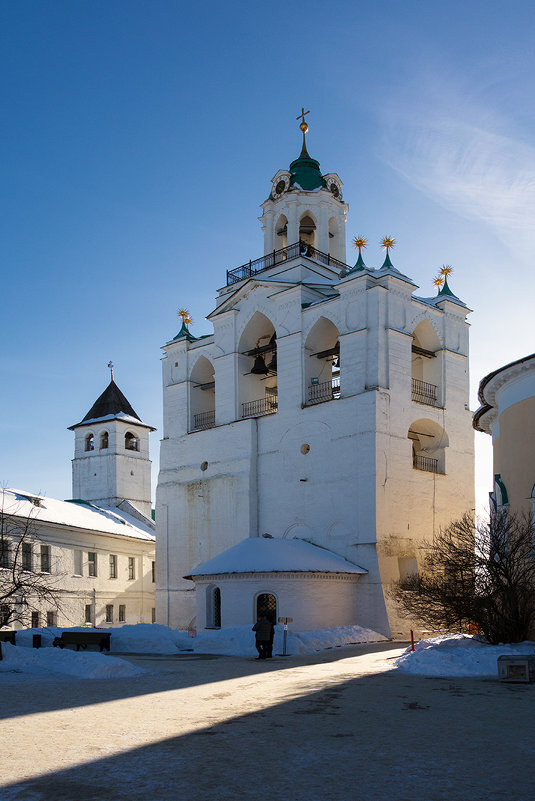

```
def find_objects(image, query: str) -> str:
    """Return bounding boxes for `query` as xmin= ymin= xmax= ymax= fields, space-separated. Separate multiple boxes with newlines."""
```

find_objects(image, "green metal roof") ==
xmin=289 ymin=140 xmax=326 ymax=191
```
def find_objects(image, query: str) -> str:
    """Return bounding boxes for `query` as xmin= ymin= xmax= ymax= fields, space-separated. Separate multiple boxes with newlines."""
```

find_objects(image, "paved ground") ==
xmin=1 ymin=642 xmax=534 ymax=801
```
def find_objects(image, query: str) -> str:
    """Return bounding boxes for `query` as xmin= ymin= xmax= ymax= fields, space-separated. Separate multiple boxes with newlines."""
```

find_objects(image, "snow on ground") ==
xmin=394 ymin=633 xmax=535 ymax=678
xmin=0 ymin=623 xmax=385 ymax=679
xmin=0 ymin=641 xmax=145 ymax=680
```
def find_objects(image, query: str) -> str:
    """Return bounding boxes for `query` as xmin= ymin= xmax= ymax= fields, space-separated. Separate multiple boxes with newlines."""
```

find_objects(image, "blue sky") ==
xmin=2 ymin=1 xmax=534 ymax=509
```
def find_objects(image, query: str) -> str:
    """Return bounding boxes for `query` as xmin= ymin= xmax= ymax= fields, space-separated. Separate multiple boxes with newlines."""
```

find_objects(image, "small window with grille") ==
xmin=119 ymin=605 xmax=126 ymax=623
xmin=105 ymin=604 xmax=113 ymax=623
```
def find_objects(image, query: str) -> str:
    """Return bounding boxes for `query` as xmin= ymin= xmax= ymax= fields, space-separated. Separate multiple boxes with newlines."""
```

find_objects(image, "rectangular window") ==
xmin=73 ymin=550 xmax=83 ymax=576
xmin=109 ymin=554 xmax=117 ymax=579
xmin=105 ymin=604 xmax=113 ymax=623
xmin=0 ymin=541 xmax=10 ymax=569
xmin=22 ymin=542 xmax=32 ymax=571
xmin=31 ymin=611 xmax=40 ymax=628
xmin=40 ymin=545 xmax=51 ymax=573
xmin=0 ymin=605 xmax=10 ymax=626
xmin=46 ymin=610 xmax=57 ymax=627
xmin=152 ymin=561 xmax=156 ymax=583
xmin=119 ymin=604 xmax=126 ymax=623
xmin=88 ymin=552 xmax=97 ymax=577
xmin=151 ymin=607 xmax=156 ymax=624
xmin=85 ymin=604 xmax=92 ymax=624
xmin=128 ymin=557 xmax=135 ymax=580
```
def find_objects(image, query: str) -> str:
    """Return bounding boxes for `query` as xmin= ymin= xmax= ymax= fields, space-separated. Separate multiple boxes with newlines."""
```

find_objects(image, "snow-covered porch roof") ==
xmin=184 ymin=537 xmax=367 ymax=579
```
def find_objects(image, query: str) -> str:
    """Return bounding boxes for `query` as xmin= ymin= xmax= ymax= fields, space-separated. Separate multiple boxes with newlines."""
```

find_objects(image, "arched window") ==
xmin=275 ymin=214 xmax=288 ymax=251
xmin=85 ymin=433 xmax=95 ymax=452
xmin=190 ymin=356 xmax=216 ymax=431
xmin=206 ymin=585 xmax=221 ymax=628
xmin=100 ymin=431 xmax=109 ymax=449
xmin=411 ymin=321 xmax=442 ymax=407
xmin=408 ymin=419 xmax=448 ymax=474
xmin=304 ymin=317 xmax=341 ymax=405
xmin=125 ymin=432 xmax=139 ymax=451
xmin=299 ymin=213 xmax=317 ymax=249
xmin=256 ymin=592 xmax=277 ymax=624
xmin=238 ymin=312 xmax=277 ymax=420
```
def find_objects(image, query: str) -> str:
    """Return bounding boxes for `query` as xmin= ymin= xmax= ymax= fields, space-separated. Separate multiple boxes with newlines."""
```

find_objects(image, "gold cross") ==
xmin=296 ymin=107 xmax=310 ymax=125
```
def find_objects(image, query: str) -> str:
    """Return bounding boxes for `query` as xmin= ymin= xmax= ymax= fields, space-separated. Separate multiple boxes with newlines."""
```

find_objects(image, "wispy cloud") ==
xmin=381 ymin=90 xmax=535 ymax=259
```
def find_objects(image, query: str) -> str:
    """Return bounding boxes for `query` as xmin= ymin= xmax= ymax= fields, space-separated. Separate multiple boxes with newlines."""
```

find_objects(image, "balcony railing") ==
xmin=306 ymin=376 xmax=341 ymax=405
xmin=413 ymin=455 xmax=444 ymax=474
xmin=242 ymin=396 xmax=278 ymax=418
xmin=192 ymin=410 xmax=215 ymax=431
xmin=227 ymin=241 xmax=350 ymax=286
xmin=411 ymin=378 xmax=438 ymax=406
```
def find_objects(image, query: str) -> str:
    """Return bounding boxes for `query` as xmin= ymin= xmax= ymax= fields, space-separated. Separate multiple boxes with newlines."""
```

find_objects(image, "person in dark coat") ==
xmin=252 ymin=615 xmax=271 ymax=659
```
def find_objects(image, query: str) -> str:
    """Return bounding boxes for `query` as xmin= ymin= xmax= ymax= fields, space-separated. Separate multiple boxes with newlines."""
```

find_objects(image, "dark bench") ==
xmin=53 ymin=631 xmax=111 ymax=652
xmin=0 ymin=631 xmax=16 ymax=645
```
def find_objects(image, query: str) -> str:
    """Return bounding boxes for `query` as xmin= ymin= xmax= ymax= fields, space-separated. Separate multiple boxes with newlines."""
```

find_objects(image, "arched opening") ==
xmin=125 ymin=431 xmax=139 ymax=451
xmin=299 ymin=213 xmax=317 ymax=250
xmin=238 ymin=312 xmax=277 ymax=419
xmin=206 ymin=585 xmax=221 ymax=628
xmin=408 ymin=418 xmax=448 ymax=474
xmin=256 ymin=592 xmax=277 ymax=625
xmin=85 ymin=433 xmax=95 ymax=452
xmin=328 ymin=216 xmax=341 ymax=261
xmin=275 ymin=213 xmax=288 ymax=252
xmin=304 ymin=317 xmax=341 ymax=405
xmin=99 ymin=431 xmax=109 ymax=450
xmin=411 ymin=321 xmax=442 ymax=406
xmin=190 ymin=355 xmax=215 ymax=431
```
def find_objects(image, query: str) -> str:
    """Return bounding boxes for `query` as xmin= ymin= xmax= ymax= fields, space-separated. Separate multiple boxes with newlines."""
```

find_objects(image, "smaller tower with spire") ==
xmin=69 ymin=374 xmax=155 ymax=519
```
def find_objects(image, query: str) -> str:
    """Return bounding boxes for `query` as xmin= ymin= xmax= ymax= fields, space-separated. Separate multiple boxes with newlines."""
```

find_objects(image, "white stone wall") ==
xmin=192 ymin=572 xmax=362 ymax=632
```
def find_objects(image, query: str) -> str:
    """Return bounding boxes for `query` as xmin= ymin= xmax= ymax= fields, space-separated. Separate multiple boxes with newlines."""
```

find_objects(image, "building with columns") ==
xmin=156 ymin=122 xmax=474 ymax=638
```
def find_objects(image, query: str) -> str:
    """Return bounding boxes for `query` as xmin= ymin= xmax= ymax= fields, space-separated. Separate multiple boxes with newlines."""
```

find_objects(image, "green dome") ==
xmin=289 ymin=141 xmax=326 ymax=191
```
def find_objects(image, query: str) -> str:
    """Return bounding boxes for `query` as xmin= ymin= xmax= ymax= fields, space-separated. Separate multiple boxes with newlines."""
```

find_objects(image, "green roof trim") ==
xmin=172 ymin=320 xmax=197 ymax=342
xmin=380 ymin=251 xmax=394 ymax=270
xmin=346 ymin=251 xmax=367 ymax=274
xmin=494 ymin=474 xmax=509 ymax=505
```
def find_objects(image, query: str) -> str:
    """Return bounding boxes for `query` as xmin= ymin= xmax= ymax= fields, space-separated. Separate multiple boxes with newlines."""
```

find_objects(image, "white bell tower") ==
xmin=259 ymin=107 xmax=348 ymax=263
xmin=69 ymin=372 xmax=155 ymax=519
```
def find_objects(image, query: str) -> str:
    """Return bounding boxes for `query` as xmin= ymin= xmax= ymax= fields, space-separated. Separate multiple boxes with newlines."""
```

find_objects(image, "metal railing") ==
xmin=413 ymin=455 xmax=443 ymax=474
xmin=227 ymin=241 xmax=350 ymax=285
xmin=192 ymin=410 xmax=215 ymax=431
xmin=242 ymin=396 xmax=278 ymax=418
xmin=411 ymin=378 xmax=438 ymax=406
xmin=306 ymin=376 xmax=341 ymax=405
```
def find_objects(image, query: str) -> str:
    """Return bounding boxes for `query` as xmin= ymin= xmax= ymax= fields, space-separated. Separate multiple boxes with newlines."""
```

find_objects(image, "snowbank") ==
xmin=394 ymin=634 xmax=535 ymax=678
xmin=0 ymin=641 xmax=145 ymax=680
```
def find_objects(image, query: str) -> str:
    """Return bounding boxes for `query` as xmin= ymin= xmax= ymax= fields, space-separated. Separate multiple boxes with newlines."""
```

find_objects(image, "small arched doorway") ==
xmin=206 ymin=585 xmax=221 ymax=628
xmin=256 ymin=592 xmax=277 ymax=624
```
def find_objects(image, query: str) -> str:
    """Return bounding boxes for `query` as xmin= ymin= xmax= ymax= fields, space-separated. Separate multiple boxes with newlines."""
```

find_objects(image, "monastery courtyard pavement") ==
xmin=1 ymin=642 xmax=533 ymax=801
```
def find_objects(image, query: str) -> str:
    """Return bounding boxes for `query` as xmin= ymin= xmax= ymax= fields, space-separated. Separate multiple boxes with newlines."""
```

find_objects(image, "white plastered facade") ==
xmin=156 ymin=149 xmax=475 ymax=639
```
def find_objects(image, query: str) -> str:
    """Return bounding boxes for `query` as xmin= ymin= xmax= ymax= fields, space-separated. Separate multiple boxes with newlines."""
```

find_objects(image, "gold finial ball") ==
xmin=299 ymin=121 xmax=309 ymax=134
xmin=440 ymin=264 xmax=453 ymax=277
xmin=381 ymin=236 xmax=396 ymax=251
xmin=178 ymin=308 xmax=192 ymax=326
xmin=353 ymin=236 xmax=367 ymax=251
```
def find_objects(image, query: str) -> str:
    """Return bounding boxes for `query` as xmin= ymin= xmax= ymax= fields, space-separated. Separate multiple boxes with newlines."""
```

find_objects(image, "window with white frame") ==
xmin=0 ymin=604 xmax=10 ymax=626
xmin=88 ymin=552 xmax=97 ymax=577
xmin=128 ymin=557 xmax=135 ymax=580
xmin=119 ymin=604 xmax=126 ymax=623
xmin=22 ymin=542 xmax=32 ymax=571
xmin=85 ymin=604 xmax=92 ymax=624
xmin=40 ymin=545 xmax=51 ymax=573
xmin=109 ymin=554 xmax=117 ymax=579
xmin=0 ymin=540 xmax=10 ymax=569
xmin=73 ymin=550 xmax=83 ymax=576
xmin=31 ymin=611 xmax=39 ymax=628
xmin=105 ymin=604 xmax=113 ymax=623
xmin=151 ymin=607 xmax=156 ymax=623
xmin=46 ymin=610 xmax=57 ymax=627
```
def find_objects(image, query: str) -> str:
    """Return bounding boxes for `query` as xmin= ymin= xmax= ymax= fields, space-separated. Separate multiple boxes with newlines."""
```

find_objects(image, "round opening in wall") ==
xmin=200 ymin=461 xmax=208 ymax=471
xmin=300 ymin=443 xmax=310 ymax=454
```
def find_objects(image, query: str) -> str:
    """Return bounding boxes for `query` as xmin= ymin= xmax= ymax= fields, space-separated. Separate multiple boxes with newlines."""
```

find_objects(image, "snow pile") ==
xmin=395 ymin=634 xmax=535 ymax=678
xmin=109 ymin=623 xmax=185 ymax=654
xmin=0 ymin=641 xmax=145 ymax=680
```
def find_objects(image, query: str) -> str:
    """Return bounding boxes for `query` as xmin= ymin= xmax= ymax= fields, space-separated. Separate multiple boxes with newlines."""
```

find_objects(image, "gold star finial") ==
xmin=440 ymin=264 xmax=453 ymax=277
xmin=178 ymin=308 xmax=192 ymax=327
xmin=380 ymin=236 xmax=396 ymax=253
xmin=353 ymin=236 xmax=367 ymax=253
xmin=433 ymin=276 xmax=445 ymax=290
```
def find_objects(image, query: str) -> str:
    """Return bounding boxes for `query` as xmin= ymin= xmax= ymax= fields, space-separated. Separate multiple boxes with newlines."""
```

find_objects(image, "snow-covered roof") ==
xmin=185 ymin=537 xmax=367 ymax=578
xmin=2 ymin=489 xmax=155 ymax=542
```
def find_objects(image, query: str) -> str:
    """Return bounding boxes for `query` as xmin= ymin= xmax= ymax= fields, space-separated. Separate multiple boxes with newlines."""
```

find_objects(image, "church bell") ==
xmin=251 ymin=355 xmax=269 ymax=375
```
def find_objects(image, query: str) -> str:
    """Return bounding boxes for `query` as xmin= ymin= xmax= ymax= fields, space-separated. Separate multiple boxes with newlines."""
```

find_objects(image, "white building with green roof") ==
xmin=156 ymin=120 xmax=474 ymax=638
